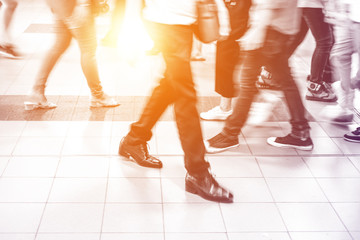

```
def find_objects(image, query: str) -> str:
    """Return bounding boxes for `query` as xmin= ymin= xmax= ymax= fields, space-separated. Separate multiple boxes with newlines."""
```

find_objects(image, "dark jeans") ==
xmin=215 ymin=0 xmax=251 ymax=98
xmin=222 ymin=27 xmax=310 ymax=139
xmin=287 ymin=8 xmax=334 ymax=83
xmin=125 ymin=22 xmax=210 ymax=176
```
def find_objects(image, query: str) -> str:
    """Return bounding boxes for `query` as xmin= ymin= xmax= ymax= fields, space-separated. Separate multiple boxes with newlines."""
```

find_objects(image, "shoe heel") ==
xmin=118 ymin=146 xmax=130 ymax=158
xmin=24 ymin=102 xmax=37 ymax=110
xmin=185 ymin=181 xmax=198 ymax=194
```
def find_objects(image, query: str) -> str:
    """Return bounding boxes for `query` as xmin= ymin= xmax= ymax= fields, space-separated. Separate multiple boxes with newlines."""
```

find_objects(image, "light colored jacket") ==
xmin=143 ymin=0 xmax=230 ymax=36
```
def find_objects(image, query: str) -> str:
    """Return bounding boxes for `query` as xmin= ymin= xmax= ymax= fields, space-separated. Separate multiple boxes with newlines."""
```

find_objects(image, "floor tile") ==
xmin=332 ymin=203 xmax=360 ymax=231
xmin=317 ymin=178 xmax=360 ymax=202
xmin=163 ymin=203 xmax=225 ymax=232
xmin=39 ymin=203 xmax=103 ymax=233
xmin=207 ymin=156 xmax=262 ymax=177
xmin=267 ymin=178 xmax=327 ymax=202
xmin=36 ymin=233 xmax=100 ymax=240
xmin=56 ymin=156 xmax=109 ymax=178
xmin=61 ymin=136 xmax=111 ymax=155
xmin=219 ymin=178 xmax=273 ymax=203
xmin=155 ymin=122 xmax=184 ymax=155
xmin=0 ymin=121 xmax=26 ymax=136
xmin=332 ymin=137 xmax=360 ymax=154
xmin=102 ymin=204 xmax=163 ymax=232
xmin=304 ymin=156 xmax=360 ymax=177
xmin=0 ymin=137 xmax=18 ymax=155
xmin=3 ymin=156 xmax=59 ymax=177
xmin=107 ymin=178 xmax=161 ymax=203
xmin=228 ymin=233 xmax=290 ymax=240
xmin=110 ymin=121 xmax=132 ymax=137
xmin=165 ymin=233 xmax=228 ymax=240
xmin=0 ymin=178 xmax=52 ymax=202
xmin=257 ymin=157 xmax=312 ymax=178
xmin=159 ymin=156 xmax=187 ymax=178
xmin=221 ymin=203 xmax=286 ymax=232
xmin=49 ymin=178 xmax=107 ymax=203
xmin=318 ymin=122 xmax=356 ymax=138
xmin=351 ymin=232 xmax=360 ymax=240
xmin=0 ymin=157 xmax=9 ymax=176
xmin=101 ymin=233 xmax=163 ymax=240
xmin=277 ymin=203 xmax=346 ymax=231
xmin=0 ymin=203 xmax=45 ymax=233
xmin=296 ymin=137 xmax=343 ymax=155
xmin=12 ymin=136 xmax=65 ymax=156
xmin=0 ymin=234 xmax=35 ymax=240
xmin=67 ymin=121 xmax=112 ymax=137
xmin=348 ymin=156 xmax=360 ymax=172
xmin=289 ymin=232 xmax=352 ymax=240
xmin=22 ymin=121 xmax=70 ymax=137
xmin=109 ymin=156 xmax=160 ymax=178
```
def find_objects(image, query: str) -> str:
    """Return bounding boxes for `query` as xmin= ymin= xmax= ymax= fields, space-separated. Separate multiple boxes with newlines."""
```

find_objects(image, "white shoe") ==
xmin=200 ymin=106 xmax=232 ymax=121
xmin=320 ymin=105 xmax=354 ymax=125
xmin=90 ymin=93 xmax=120 ymax=108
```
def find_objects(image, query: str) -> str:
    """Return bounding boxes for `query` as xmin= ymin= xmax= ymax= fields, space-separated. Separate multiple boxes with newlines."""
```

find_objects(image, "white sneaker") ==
xmin=200 ymin=106 xmax=232 ymax=121
xmin=320 ymin=105 xmax=354 ymax=125
xmin=90 ymin=93 xmax=120 ymax=108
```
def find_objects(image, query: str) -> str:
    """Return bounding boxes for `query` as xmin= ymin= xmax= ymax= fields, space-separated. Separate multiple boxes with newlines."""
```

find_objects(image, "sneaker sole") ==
xmin=90 ymin=102 xmax=120 ymax=108
xmin=343 ymin=137 xmax=360 ymax=143
xmin=305 ymin=95 xmax=337 ymax=102
xmin=204 ymin=140 xmax=240 ymax=154
xmin=200 ymin=114 xmax=229 ymax=121
xmin=267 ymin=138 xmax=313 ymax=151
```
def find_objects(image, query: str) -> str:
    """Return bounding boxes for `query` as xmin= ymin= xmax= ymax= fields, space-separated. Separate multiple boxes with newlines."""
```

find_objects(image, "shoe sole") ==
xmin=0 ymin=51 xmax=22 ymax=59
xmin=324 ymin=119 xmax=354 ymax=125
xmin=343 ymin=137 xmax=360 ymax=143
xmin=305 ymin=95 xmax=337 ymax=102
xmin=200 ymin=114 xmax=229 ymax=121
xmin=267 ymin=138 xmax=313 ymax=151
xmin=90 ymin=102 xmax=120 ymax=108
xmin=204 ymin=140 xmax=240 ymax=154
xmin=185 ymin=180 xmax=233 ymax=203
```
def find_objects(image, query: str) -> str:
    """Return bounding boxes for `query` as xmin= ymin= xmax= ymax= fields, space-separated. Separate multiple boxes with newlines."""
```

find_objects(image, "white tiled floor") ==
xmin=1 ymin=1 xmax=360 ymax=240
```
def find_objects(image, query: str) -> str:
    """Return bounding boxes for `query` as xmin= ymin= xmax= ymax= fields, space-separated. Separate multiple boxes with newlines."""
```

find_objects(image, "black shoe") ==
xmin=185 ymin=170 xmax=233 ymax=203
xmin=267 ymin=134 xmax=313 ymax=151
xmin=344 ymin=127 xmax=360 ymax=143
xmin=205 ymin=133 xmax=239 ymax=153
xmin=0 ymin=43 xmax=22 ymax=58
xmin=118 ymin=138 xmax=163 ymax=168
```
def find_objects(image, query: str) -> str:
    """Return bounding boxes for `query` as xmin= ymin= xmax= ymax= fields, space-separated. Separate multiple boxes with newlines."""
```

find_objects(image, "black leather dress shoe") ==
xmin=185 ymin=170 xmax=233 ymax=203
xmin=118 ymin=138 xmax=163 ymax=169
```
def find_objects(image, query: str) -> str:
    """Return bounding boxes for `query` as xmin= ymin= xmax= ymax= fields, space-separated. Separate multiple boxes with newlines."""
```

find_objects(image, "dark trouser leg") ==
xmin=215 ymin=39 xmax=239 ymax=98
xmin=126 ymin=22 xmax=209 ymax=175
xmin=215 ymin=0 xmax=251 ymax=98
xmin=222 ymin=50 xmax=261 ymax=139
xmin=302 ymin=8 xmax=334 ymax=84
xmin=264 ymin=28 xmax=310 ymax=137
